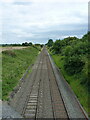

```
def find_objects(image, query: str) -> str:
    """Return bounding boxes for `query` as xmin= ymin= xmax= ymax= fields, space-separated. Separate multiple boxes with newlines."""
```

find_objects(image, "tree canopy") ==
xmin=47 ymin=39 xmax=53 ymax=47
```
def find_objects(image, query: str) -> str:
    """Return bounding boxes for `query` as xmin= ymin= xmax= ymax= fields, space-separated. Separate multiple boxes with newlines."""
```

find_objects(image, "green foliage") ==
xmin=52 ymin=40 xmax=62 ymax=54
xmin=2 ymin=44 xmax=22 ymax=47
xmin=64 ymin=46 xmax=73 ymax=56
xmin=47 ymin=39 xmax=53 ymax=47
xmin=73 ymin=42 xmax=88 ymax=55
xmin=51 ymin=54 xmax=89 ymax=116
xmin=22 ymin=42 xmax=33 ymax=46
xmin=64 ymin=56 xmax=85 ymax=75
xmin=49 ymin=32 xmax=89 ymax=116
xmin=63 ymin=37 xmax=78 ymax=46
xmin=49 ymin=32 xmax=89 ymax=81
xmin=33 ymin=44 xmax=42 ymax=51
xmin=40 ymin=44 xmax=44 ymax=48
xmin=2 ymin=50 xmax=16 ymax=57
xmin=81 ymin=31 xmax=89 ymax=42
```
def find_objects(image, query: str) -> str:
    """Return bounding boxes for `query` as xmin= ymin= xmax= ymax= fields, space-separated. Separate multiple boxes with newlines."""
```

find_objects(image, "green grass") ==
xmin=51 ymin=54 xmax=89 ymax=116
xmin=2 ymin=46 xmax=40 ymax=101
xmin=0 ymin=53 xmax=2 ymax=100
xmin=0 ymin=81 xmax=2 ymax=99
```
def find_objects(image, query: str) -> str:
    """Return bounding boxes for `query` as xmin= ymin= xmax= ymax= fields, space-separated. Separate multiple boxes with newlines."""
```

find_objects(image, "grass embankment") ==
xmin=2 ymin=46 xmax=40 ymax=101
xmin=0 ymin=53 xmax=2 ymax=99
xmin=51 ymin=54 xmax=89 ymax=114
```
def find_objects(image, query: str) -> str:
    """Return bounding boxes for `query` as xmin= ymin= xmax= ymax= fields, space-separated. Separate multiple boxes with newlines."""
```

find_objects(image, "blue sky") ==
xmin=1 ymin=0 xmax=88 ymax=44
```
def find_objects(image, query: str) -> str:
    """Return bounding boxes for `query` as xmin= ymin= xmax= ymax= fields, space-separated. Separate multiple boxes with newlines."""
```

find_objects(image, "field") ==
xmin=2 ymin=46 xmax=40 ymax=100
xmin=0 ymin=46 xmax=28 ymax=53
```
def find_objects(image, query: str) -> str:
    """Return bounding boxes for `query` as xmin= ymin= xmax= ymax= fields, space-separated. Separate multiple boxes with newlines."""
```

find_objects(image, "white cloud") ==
xmin=60 ymin=34 xmax=83 ymax=39
xmin=11 ymin=0 xmax=89 ymax=3
xmin=11 ymin=29 xmax=34 ymax=38
xmin=2 ymin=0 xmax=14 ymax=3
xmin=1 ymin=0 xmax=88 ymax=44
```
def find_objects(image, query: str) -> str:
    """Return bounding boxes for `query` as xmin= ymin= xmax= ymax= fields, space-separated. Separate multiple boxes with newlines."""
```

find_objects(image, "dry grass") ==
xmin=0 ymin=46 xmax=28 ymax=53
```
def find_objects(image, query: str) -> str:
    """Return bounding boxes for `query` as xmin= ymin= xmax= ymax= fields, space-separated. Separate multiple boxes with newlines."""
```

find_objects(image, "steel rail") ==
xmin=46 ymin=48 xmax=69 ymax=119
xmin=22 ymin=49 xmax=44 ymax=118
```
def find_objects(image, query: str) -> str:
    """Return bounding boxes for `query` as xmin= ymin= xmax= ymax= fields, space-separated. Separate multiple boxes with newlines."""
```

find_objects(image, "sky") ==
xmin=0 ymin=0 xmax=89 ymax=44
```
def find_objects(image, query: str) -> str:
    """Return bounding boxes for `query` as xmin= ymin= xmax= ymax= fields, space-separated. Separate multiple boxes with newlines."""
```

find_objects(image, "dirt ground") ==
xmin=0 ymin=46 xmax=28 ymax=53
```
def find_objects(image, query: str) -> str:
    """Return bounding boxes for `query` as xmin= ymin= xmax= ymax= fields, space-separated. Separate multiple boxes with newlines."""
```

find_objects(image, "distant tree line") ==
xmin=2 ymin=44 xmax=22 ymax=47
xmin=22 ymin=42 xmax=32 ymax=46
xmin=2 ymin=42 xmax=32 ymax=47
xmin=2 ymin=42 xmax=44 ymax=48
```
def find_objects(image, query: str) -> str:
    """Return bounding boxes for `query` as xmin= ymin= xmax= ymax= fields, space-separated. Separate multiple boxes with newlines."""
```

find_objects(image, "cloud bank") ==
xmin=1 ymin=0 xmax=88 ymax=44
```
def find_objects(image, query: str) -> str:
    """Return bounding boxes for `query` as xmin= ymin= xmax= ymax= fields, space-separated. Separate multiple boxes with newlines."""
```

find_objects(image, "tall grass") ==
xmin=2 ymin=47 xmax=40 ymax=100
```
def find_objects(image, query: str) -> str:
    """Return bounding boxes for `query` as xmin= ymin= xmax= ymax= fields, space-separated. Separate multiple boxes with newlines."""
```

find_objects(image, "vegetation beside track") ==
xmin=47 ymin=32 xmax=90 ymax=116
xmin=0 ymin=53 xmax=2 ymax=99
xmin=2 ymin=46 xmax=41 ymax=101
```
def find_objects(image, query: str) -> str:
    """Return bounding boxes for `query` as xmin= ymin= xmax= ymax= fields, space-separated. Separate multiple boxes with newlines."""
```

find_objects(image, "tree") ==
xmin=64 ymin=55 xmax=85 ymax=75
xmin=47 ymin=39 xmax=53 ymax=47
xmin=52 ymin=40 xmax=62 ymax=54
xmin=64 ymin=46 xmax=73 ymax=56
xmin=22 ymin=42 xmax=33 ymax=46
xmin=29 ymin=42 xmax=32 ymax=46
xmin=22 ymin=42 xmax=28 ymax=46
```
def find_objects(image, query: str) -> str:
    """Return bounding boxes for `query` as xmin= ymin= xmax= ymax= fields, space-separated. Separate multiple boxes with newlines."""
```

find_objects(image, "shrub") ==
xmin=52 ymin=40 xmax=62 ymax=54
xmin=47 ymin=39 xmax=53 ymax=47
xmin=2 ymin=50 xmax=16 ymax=57
xmin=64 ymin=46 xmax=73 ymax=56
xmin=64 ymin=56 xmax=85 ymax=75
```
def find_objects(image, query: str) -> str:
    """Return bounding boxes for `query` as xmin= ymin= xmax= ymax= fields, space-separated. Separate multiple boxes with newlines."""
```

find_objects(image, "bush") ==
xmin=47 ymin=39 xmax=53 ymax=47
xmin=52 ymin=40 xmax=62 ymax=54
xmin=64 ymin=56 xmax=85 ymax=75
xmin=64 ymin=46 xmax=73 ymax=56
xmin=2 ymin=50 xmax=16 ymax=57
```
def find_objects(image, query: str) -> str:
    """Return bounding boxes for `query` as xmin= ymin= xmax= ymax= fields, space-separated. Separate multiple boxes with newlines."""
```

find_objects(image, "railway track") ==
xmin=22 ymin=49 xmax=43 ymax=118
xmin=8 ymin=47 xmax=89 ymax=119
xmin=21 ymin=47 xmax=68 ymax=119
xmin=46 ymin=50 xmax=68 ymax=118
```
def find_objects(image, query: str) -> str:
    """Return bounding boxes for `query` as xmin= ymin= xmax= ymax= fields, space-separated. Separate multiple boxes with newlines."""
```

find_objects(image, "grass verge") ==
xmin=51 ymin=54 xmax=89 ymax=116
xmin=2 ymin=46 xmax=40 ymax=100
